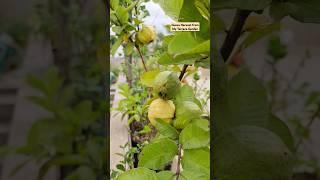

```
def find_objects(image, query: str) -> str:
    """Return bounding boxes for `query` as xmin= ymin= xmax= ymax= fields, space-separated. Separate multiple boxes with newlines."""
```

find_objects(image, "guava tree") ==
xmin=213 ymin=0 xmax=320 ymax=179
xmin=110 ymin=0 xmax=210 ymax=179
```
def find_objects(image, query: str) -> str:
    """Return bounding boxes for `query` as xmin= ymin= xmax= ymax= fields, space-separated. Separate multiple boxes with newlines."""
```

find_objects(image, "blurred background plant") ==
xmin=260 ymin=34 xmax=320 ymax=178
xmin=0 ymin=0 xmax=107 ymax=179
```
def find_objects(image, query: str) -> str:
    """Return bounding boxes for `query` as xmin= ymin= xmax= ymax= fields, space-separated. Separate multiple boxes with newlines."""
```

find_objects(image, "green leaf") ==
xmin=182 ymin=148 xmax=210 ymax=176
xmin=153 ymin=0 xmax=184 ymax=20
xmin=37 ymin=155 xmax=87 ymax=180
xmin=179 ymin=170 xmax=210 ymax=180
xmin=111 ymin=35 xmax=123 ymax=56
xmin=266 ymin=114 xmax=294 ymax=151
xmin=26 ymin=67 xmax=62 ymax=99
xmin=65 ymin=166 xmax=96 ymax=180
xmin=156 ymin=171 xmax=175 ymax=180
xmin=173 ymin=40 xmax=210 ymax=63
xmin=110 ymin=0 xmax=119 ymax=10
xmin=27 ymin=118 xmax=74 ymax=154
xmin=0 ymin=146 xmax=17 ymax=156
xmin=174 ymin=101 xmax=202 ymax=129
xmin=270 ymin=0 xmax=320 ymax=23
xmin=215 ymin=69 xmax=269 ymax=135
xmin=179 ymin=0 xmax=210 ymax=40
xmin=124 ymin=42 xmax=134 ymax=56
xmin=212 ymin=46 xmax=227 ymax=136
xmin=158 ymin=53 xmax=174 ymax=65
xmin=168 ymin=33 xmax=199 ymax=55
xmin=116 ymin=7 xmax=129 ymax=25
xmin=195 ymin=0 xmax=210 ymax=20
xmin=213 ymin=125 xmax=293 ymax=180
xmin=117 ymin=167 xmax=158 ymax=180
xmin=213 ymin=0 xmax=272 ymax=10
xmin=180 ymin=120 xmax=209 ymax=149
xmin=239 ymin=23 xmax=281 ymax=50
xmin=138 ymin=138 xmax=178 ymax=170
xmin=154 ymin=119 xmax=179 ymax=140
xmin=175 ymin=85 xmax=199 ymax=103
xmin=140 ymin=69 xmax=160 ymax=87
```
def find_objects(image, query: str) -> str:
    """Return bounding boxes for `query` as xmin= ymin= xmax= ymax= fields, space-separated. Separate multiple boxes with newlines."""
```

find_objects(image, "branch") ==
xmin=294 ymin=105 xmax=320 ymax=152
xmin=135 ymin=44 xmax=148 ymax=72
xmin=220 ymin=10 xmax=251 ymax=62
xmin=179 ymin=65 xmax=189 ymax=81
xmin=175 ymin=144 xmax=182 ymax=180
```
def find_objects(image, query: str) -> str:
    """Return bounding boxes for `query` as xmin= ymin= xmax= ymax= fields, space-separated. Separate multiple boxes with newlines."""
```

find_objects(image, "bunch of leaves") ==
xmin=117 ymin=73 xmax=210 ymax=179
xmin=0 ymin=68 xmax=106 ymax=179
xmin=110 ymin=0 xmax=151 ymax=57
xmin=113 ymin=0 xmax=211 ymax=179
xmin=115 ymin=82 xmax=149 ymax=125
xmin=111 ymin=143 xmax=143 ymax=179
xmin=212 ymin=0 xmax=320 ymax=178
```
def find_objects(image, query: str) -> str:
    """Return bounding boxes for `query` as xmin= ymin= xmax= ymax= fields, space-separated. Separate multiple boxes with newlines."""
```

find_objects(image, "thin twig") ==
xmin=220 ymin=10 xmax=251 ymax=62
xmin=179 ymin=65 xmax=189 ymax=80
xmin=294 ymin=105 xmax=320 ymax=152
xmin=135 ymin=44 xmax=148 ymax=72
xmin=175 ymin=144 xmax=182 ymax=180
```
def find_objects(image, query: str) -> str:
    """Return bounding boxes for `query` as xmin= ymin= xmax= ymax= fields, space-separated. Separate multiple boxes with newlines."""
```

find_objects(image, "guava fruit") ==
xmin=148 ymin=98 xmax=175 ymax=126
xmin=136 ymin=25 xmax=156 ymax=45
xmin=153 ymin=71 xmax=180 ymax=100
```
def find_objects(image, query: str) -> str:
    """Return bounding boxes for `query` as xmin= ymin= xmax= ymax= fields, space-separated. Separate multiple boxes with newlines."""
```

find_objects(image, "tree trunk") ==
xmin=50 ymin=0 xmax=72 ymax=84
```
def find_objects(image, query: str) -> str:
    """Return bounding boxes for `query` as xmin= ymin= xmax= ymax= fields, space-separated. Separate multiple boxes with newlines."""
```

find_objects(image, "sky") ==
xmin=143 ymin=2 xmax=173 ymax=35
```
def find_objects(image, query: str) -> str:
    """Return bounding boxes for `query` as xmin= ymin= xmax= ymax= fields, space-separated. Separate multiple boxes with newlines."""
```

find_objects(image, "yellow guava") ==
xmin=136 ymin=25 xmax=156 ymax=45
xmin=148 ymin=98 xmax=175 ymax=126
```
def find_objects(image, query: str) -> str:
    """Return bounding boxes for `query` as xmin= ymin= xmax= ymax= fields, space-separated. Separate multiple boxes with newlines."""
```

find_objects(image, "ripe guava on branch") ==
xmin=136 ymin=25 xmax=156 ymax=45
xmin=148 ymin=98 xmax=175 ymax=126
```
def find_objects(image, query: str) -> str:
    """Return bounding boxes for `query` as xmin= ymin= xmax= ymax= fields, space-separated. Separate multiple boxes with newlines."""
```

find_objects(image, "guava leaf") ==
xmin=173 ymin=40 xmax=210 ymax=62
xmin=156 ymin=171 xmax=175 ymax=180
xmin=180 ymin=120 xmax=209 ymax=149
xmin=174 ymin=101 xmax=202 ymax=129
xmin=140 ymin=69 xmax=160 ymax=87
xmin=154 ymin=119 xmax=179 ymax=140
xmin=152 ymin=0 xmax=184 ymax=20
xmin=213 ymin=0 xmax=272 ymax=10
xmin=179 ymin=0 xmax=210 ymax=40
xmin=266 ymin=114 xmax=294 ymax=151
xmin=179 ymin=170 xmax=210 ymax=180
xmin=124 ymin=42 xmax=134 ymax=56
xmin=116 ymin=6 xmax=129 ymax=25
xmin=213 ymin=126 xmax=293 ymax=180
xmin=195 ymin=0 xmax=210 ymax=20
xmin=168 ymin=33 xmax=199 ymax=55
xmin=270 ymin=0 xmax=320 ymax=23
xmin=182 ymin=148 xmax=210 ymax=176
xmin=214 ymin=69 xmax=269 ymax=135
xmin=239 ymin=23 xmax=281 ymax=50
xmin=110 ymin=0 xmax=119 ymax=10
xmin=64 ymin=166 xmax=96 ymax=180
xmin=111 ymin=34 xmax=123 ymax=56
xmin=138 ymin=138 xmax=178 ymax=170
xmin=212 ymin=47 xmax=227 ymax=136
xmin=175 ymin=85 xmax=201 ymax=106
xmin=116 ymin=167 xmax=158 ymax=180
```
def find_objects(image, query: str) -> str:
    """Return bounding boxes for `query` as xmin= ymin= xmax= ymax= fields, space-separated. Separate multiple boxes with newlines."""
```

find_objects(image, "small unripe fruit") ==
xmin=154 ymin=71 xmax=180 ymax=100
xmin=148 ymin=98 xmax=175 ymax=126
xmin=136 ymin=25 xmax=156 ymax=45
